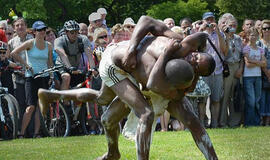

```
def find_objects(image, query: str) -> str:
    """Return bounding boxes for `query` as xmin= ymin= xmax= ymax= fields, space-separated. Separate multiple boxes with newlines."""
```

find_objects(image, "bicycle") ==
xmin=37 ymin=65 xmax=104 ymax=137
xmin=35 ymin=65 xmax=71 ymax=137
xmin=0 ymin=86 xmax=19 ymax=140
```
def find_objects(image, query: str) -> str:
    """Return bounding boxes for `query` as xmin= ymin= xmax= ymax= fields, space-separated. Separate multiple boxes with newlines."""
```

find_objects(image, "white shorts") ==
xmin=99 ymin=43 xmax=138 ymax=87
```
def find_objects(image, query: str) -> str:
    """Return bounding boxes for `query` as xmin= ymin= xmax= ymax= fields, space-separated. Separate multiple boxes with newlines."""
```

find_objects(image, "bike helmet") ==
xmin=63 ymin=20 xmax=80 ymax=31
xmin=0 ymin=42 xmax=7 ymax=52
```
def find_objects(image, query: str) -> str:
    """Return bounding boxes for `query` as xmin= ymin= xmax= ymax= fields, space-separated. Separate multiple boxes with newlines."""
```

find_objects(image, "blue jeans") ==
xmin=243 ymin=77 xmax=261 ymax=126
xmin=260 ymin=89 xmax=270 ymax=116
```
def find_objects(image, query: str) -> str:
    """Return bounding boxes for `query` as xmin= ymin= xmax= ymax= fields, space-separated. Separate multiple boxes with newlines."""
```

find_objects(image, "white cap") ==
xmin=123 ymin=17 xmax=136 ymax=26
xmin=97 ymin=8 xmax=107 ymax=15
xmin=88 ymin=12 xmax=102 ymax=22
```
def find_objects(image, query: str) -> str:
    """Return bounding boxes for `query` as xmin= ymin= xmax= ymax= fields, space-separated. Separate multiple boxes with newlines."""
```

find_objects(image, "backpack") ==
xmin=62 ymin=35 xmax=86 ymax=67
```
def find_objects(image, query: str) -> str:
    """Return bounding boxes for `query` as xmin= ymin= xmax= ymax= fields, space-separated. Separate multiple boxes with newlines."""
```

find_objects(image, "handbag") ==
xmin=207 ymin=37 xmax=230 ymax=77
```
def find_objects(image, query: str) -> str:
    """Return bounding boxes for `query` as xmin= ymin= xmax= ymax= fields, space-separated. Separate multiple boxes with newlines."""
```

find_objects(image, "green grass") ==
xmin=1 ymin=127 xmax=270 ymax=160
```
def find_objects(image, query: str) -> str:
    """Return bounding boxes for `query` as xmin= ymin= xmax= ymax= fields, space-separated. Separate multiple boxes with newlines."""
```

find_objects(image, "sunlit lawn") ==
xmin=1 ymin=127 xmax=270 ymax=160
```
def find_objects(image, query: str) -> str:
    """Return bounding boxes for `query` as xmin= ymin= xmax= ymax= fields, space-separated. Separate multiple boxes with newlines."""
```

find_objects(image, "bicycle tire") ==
xmin=79 ymin=104 xmax=89 ymax=135
xmin=0 ymin=95 xmax=18 ymax=139
xmin=79 ymin=103 xmax=104 ymax=135
xmin=6 ymin=94 xmax=20 ymax=121
xmin=40 ymin=102 xmax=70 ymax=137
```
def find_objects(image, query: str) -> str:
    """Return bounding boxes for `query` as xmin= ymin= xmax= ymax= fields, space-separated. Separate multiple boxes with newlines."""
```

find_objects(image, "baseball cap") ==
xmin=32 ymin=21 xmax=47 ymax=30
xmin=202 ymin=12 xmax=215 ymax=20
xmin=97 ymin=8 xmax=107 ymax=15
xmin=123 ymin=17 xmax=136 ymax=26
xmin=89 ymin=12 xmax=102 ymax=22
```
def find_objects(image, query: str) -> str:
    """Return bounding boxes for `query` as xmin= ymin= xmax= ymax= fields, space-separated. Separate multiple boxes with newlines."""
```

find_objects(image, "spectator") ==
xmin=79 ymin=23 xmax=88 ymax=36
xmin=179 ymin=17 xmax=193 ymax=36
xmin=110 ymin=24 xmax=130 ymax=44
xmin=255 ymin=20 xmax=262 ymax=36
xmin=199 ymin=12 xmax=229 ymax=128
xmin=54 ymin=20 xmax=94 ymax=90
xmin=11 ymin=20 xmax=53 ymax=138
xmin=0 ymin=29 xmax=7 ymax=43
xmin=88 ymin=12 xmax=103 ymax=33
xmin=0 ymin=20 xmax=7 ymax=31
xmin=123 ymin=17 xmax=136 ymax=33
xmin=5 ymin=25 xmax=14 ymax=42
xmin=243 ymin=27 xmax=266 ymax=126
xmin=8 ymin=17 xmax=34 ymax=134
xmin=239 ymin=19 xmax=254 ymax=46
xmin=257 ymin=20 xmax=270 ymax=126
xmin=97 ymin=8 xmax=107 ymax=26
xmin=163 ymin=18 xmax=175 ymax=29
xmin=220 ymin=16 xmax=243 ymax=127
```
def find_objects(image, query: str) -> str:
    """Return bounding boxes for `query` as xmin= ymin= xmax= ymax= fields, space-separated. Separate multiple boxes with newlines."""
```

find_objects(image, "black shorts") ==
xmin=70 ymin=74 xmax=85 ymax=88
xmin=25 ymin=76 xmax=49 ymax=106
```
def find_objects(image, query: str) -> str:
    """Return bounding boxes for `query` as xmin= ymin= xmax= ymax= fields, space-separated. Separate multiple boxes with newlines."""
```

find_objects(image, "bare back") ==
xmin=112 ymin=36 xmax=171 ymax=88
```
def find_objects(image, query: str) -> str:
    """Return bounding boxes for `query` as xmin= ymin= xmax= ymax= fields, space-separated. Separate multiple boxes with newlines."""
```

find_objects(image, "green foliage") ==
xmin=147 ymin=0 xmax=208 ymax=25
xmin=216 ymin=0 xmax=270 ymax=23
xmin=0 ymin=0 xmax=269 ymax=31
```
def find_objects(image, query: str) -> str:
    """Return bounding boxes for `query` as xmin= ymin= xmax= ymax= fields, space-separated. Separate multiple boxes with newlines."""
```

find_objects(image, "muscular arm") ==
xmin=146 ymin=40 xmax=180 ymax=99
xmin=128 ymin=16 xmax=183 ymax=53
xmin=123 ymin=16 xmax=183 ymax=72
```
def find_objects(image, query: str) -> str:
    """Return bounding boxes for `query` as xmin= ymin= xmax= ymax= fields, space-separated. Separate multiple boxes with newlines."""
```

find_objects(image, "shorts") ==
xmin=100 ymin=64 xmax=137 ymax=87
xmin=25 ymin=76 xmax=49 ymax=106
xmin=203 ymin=73 xmax=223 ymax=102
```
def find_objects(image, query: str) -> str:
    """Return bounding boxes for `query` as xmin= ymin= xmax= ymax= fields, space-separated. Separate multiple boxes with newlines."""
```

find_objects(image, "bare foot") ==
xmin=38 ymin=88 xmax=60 ymax=115
xmin=96 ymin=152 xmax=120 ymax=160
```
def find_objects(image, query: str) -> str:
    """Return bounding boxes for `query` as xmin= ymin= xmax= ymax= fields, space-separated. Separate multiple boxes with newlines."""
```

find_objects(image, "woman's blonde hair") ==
xmin=260 ymin=19 xmax=270 ymax=39
xmin=111 ymin=23 xmax=127 ymax=37
xmin=93 ymin=27 xmax=108 ymax=45
xmin=246 ymin=27 xmax=258 ymax=37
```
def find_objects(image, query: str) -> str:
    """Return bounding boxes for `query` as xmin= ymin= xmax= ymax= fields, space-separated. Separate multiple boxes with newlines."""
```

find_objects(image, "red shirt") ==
xmin=0 ymin=29 xmax=7 ymax=43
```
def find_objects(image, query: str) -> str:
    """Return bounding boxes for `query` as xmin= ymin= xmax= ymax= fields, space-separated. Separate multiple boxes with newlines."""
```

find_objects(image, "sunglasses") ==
xmin=6 ymin=32 xmax=13 ymax=35
xmin=126 ymin=25 xmax=134 ymax=29
xmin=69 ymin=30 xmax=78 ymax=35
xmin=262 ymin=27 xmax=270 ymax=31
xmin=0 ymin=51 xmax=6 ymax=54
xmin=98 ymin=35 xmax=108 ymax=39
xmin=94 ymin=19 xmax=102 ymax=23
xmin=36 ymin=28 xmax=46 ymax=32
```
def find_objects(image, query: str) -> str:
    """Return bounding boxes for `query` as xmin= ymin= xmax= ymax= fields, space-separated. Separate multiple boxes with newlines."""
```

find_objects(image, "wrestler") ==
xmin=38 ymin=16 xmax=216 ymax=160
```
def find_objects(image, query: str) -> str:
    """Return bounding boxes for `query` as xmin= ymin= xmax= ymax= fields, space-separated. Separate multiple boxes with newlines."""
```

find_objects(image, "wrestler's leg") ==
xmin=38 ymin=82 xmax=116 ymax=116
xmin=110 ymin=79 xmax=154 ymax=160
xmin=167 ymin=97 xmax=218 ymax=160
xmin=96 ymin=97 xmax=130 ymax=160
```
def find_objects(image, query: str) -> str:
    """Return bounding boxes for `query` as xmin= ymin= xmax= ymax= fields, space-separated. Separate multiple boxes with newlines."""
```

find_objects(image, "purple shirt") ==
xmin=205 ymin=31 xmax=224 ymax=75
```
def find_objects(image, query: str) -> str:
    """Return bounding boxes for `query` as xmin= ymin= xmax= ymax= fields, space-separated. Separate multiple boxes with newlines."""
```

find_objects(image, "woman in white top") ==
xmin=243 ymin=27 xmax=266 ymax=126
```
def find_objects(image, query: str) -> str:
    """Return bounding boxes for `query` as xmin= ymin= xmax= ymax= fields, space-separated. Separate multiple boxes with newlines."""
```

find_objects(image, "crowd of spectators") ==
xmin=0 ymin=8 xmax=270 ymax=138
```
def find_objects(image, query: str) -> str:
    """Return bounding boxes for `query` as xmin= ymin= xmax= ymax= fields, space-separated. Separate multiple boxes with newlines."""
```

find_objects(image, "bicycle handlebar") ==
xmin=34 ymin=65 xmax=65 ymax=78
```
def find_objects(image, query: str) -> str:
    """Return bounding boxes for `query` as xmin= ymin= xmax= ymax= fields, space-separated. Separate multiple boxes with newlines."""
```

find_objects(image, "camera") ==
xmin=225 ymin=27 xmax=236 ymax=33
xmin=185 ymin=27 xmax=192 ymax=35
xmin=206 ymin=23 xmax=214 ymax=28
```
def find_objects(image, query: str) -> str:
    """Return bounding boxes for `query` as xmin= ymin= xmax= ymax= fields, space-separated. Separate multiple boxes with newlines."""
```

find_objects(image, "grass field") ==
xmin=1 ymin=127 xmax=270 ymax=160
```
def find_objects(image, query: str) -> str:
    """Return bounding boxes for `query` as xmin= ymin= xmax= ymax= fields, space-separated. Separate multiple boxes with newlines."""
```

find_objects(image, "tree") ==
xmin=146 ymin=0 xmax=209 ymax=25
xmin=216 ymin=0 xmax=270 ymax=24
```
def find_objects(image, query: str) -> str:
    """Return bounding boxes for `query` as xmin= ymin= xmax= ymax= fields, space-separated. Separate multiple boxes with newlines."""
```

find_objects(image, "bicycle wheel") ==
xmin=79 ymin=103 xmax=104 ymax=135
xmin=40 ymin=102 xmax=70 ymax=137
xmin=6 ymin=94 xmax=20 ymax=122
xmin=0 ymin=95 xmax=18 ymax=139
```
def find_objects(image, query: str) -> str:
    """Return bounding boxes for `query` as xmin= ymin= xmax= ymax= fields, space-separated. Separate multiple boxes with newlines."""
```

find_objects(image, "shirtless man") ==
xmin=38 ymin=16 xmax=217 ymax=160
